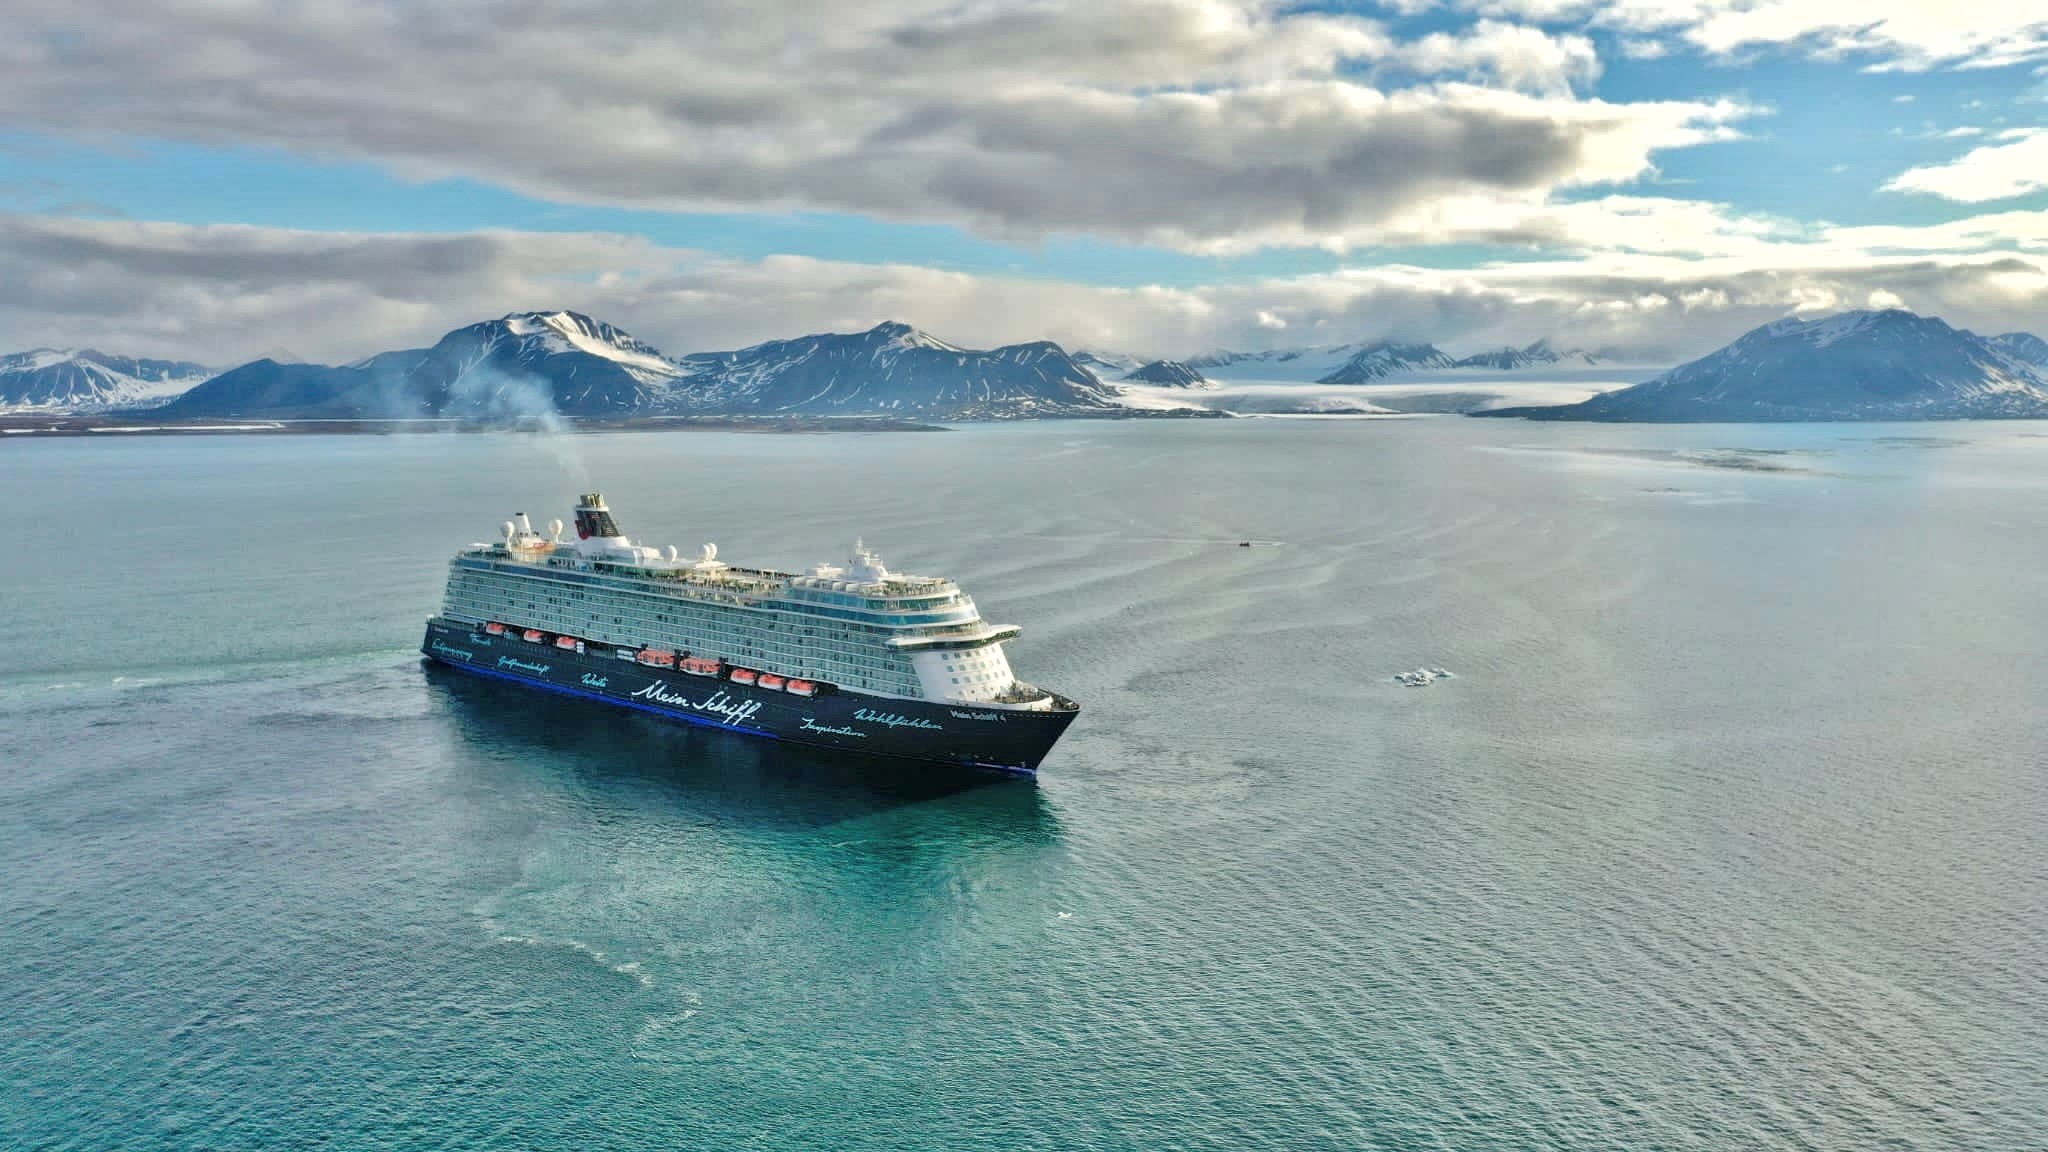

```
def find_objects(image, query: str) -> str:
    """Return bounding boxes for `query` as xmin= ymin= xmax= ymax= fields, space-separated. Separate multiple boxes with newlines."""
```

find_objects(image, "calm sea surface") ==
xmin=2 ymin=419 xmax=2043 ymax=1150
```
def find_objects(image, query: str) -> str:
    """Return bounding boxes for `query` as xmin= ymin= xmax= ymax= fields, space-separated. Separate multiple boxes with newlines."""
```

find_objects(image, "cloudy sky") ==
xmin=4 ymin=0 xmax=2048 ymax=364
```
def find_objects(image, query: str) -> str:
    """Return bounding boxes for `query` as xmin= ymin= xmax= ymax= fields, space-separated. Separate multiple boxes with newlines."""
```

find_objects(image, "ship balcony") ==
xmin=885 ymin=623 xmax=1022 ymax=651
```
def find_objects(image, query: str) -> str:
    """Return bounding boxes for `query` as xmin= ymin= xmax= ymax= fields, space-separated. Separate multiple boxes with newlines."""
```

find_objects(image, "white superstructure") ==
xmin=439 ymin=494 xmax=1055 ymax=708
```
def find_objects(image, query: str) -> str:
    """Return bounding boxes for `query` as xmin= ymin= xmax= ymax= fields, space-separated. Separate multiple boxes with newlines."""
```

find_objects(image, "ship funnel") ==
xmin=515 ymin=512 xmax=534 ymax=536
xmin=701 ymin=542 xmax=718 ymax=562
xmin=572 ymin=495 xmax=620 ymax=541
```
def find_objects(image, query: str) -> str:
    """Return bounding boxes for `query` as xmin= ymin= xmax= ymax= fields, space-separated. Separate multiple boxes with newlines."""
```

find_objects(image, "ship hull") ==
xmin=421 ymin=618 xmax=1078 ymax=776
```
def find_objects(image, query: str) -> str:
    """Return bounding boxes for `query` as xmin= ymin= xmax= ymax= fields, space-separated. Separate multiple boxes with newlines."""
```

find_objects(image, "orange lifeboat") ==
xmin=636 ymin=648 xmax=677 ymax=668
xmin=785 ymin=679 xmax=817 ymax=697
xmin=522 ymin=628 xmax=546 ymax=643
xmin=681 ymin=655 xmax=722 ymax=677
xmin=757 ymin=673 xmax=786 ymax=691
xmin=729 ymin=667 xmax=757 ymax=686
xmin=554 ymin=635 xmax=582 ymax=651
xmin=484 ymin=622 xmax=507 ymax=636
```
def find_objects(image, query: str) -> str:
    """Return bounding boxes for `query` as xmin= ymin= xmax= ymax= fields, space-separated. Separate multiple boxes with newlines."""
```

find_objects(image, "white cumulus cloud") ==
xmin=1887 ymin=129 xmax=2048 ymax=202
xmin=1440 ymin=1 xmax=2048 ymax=71
xmin=0 ymin=0 xmax=1756 ymax=253
xmin=1400 ymin=20 xmax=1603 ymax=94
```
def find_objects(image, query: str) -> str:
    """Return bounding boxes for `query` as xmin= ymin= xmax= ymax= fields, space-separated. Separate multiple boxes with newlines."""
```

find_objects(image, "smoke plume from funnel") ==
xmin=444 ymin=363 xmax=589 ymax=489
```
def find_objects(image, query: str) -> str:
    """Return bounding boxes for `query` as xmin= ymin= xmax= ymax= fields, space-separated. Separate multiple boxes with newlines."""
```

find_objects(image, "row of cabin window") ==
xmin=454 ymin=575 xmax=917 ymax=668
xmin=446 ymin=581 xmax=922 ymax=693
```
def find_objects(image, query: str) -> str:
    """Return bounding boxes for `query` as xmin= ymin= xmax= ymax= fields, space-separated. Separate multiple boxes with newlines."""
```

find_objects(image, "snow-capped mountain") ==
xmin=1121 ymin=359 xmax=1210 ymax=387
xmin=0 ymin=349 xmax=215 ymax=411
xmin=168 ymin=311 xmax=692 ymax=418
xmin=1450 ymin=339 xmax=1602 ymax=371
xmin=1989 ymin=331 xmax=2048 ymax=366
xmin=1186 ymin=343 xmax=1388 ymax=382
xmin=1187 ymin=335 xmax=1639 ymax=384
xmin=668 ymin=321 xmax=1120 ymax=416
xmin=1488 ymin=310 xmax=2048 ymax=422
xmin=1187 ymin=340 xmax=1463 ymax=383
xmin=1073 ymin=350 xmax=1145 ymax=376
xmin=168 ymin=314 xmax=1124 ymax=420
xmin=1315 ymin=341 xmax=1455 ymax=384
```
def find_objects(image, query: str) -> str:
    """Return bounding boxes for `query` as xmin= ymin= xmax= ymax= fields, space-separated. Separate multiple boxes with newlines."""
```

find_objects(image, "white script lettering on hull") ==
xmin=852 ymin=708 xmax=944 ymax=731
xmin=630 ymin=681 xmax=765 ymax=726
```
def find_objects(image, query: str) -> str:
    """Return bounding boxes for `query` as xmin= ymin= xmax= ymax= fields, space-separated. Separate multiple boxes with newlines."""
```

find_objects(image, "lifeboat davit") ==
xmin=729 ymin=667 xmax=757 ymax=686
xmin=522 ymin=628 xmax=545 ymax=643
xmin=785 ymin=679 xmax=817 ymax=697
xmin=681 ymin=655 xmax=722 ymax=677
xmin=636 ymin=648 xmax=677 ymax=668
xmin=757 ymin=673 xmax=786 ymax=691
xmin=485 ymin=622 xmax=507 ymax=636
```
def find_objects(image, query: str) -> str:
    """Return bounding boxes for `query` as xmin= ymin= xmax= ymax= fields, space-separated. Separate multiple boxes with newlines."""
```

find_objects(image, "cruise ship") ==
xmin=420 ymin=493 xmax=1080 ymax=775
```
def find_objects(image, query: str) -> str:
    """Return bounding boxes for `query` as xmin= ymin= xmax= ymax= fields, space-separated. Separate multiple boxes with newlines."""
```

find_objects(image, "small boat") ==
xmin=785 ymin=679 xmax=817 ymax=697
xmin=554 ymin=635 xmax=582 ymax=652
xmin=729 ymin=667 xmax=757 ymax=686
xmin=757 ymin=673 xmax=786 ymax=691
xmin=522 ymin=628 xmax=545 ymax=643
xmin=484 ymin=621 xmax=507 ymax=635
xmin=681 ymin=655 xmax=722 ymax=677
xmin=636 ymin=648 xmax=677 ymax=668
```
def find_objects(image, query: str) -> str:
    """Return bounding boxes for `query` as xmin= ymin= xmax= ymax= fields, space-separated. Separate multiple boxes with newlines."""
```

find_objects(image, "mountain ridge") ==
xmin=668 ymin=321 xmax=1120 ymax=416
xmin=27 ymin=309 xmax=2048 ymax=423
xmin=1122 ymin=359 xmax=1211 ymax=387
xmin=1479 ymin=310 xmax=2048 ymax=422
xmin=1316 ymin=341 xmax=1455 ymax=384
xmin=1 ymin=349 xmax=216 ymax=411
xmin=165 ymin=310 xmax=679 ymax=419
xmin=163 ymin=313 xmax=1128 ymax=420
xmin=1449 ymin=339 xmax=1604 ymax=371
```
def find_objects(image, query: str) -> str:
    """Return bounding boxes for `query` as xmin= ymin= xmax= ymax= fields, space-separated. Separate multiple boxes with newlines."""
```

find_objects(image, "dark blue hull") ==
xmin=421 ymin=618 xmax=1078 ymax=776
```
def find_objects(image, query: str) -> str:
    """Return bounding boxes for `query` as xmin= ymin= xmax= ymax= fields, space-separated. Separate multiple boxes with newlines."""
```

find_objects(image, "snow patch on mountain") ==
xmin=0 ymin=349 xmax=216 ymax=412
xmin=499 ymin=311 xmax=688 ymax=382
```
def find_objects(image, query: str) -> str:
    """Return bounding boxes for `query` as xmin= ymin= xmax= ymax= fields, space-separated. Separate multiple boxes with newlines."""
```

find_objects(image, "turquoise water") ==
xmin=3 ymin=420 xmax=2044 ymax=1149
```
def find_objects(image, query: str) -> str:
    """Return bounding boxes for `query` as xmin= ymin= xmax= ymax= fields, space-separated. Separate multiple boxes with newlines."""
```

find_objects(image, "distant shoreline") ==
xmin=0 ymin=414 xmax=952 ymax=438
xmin=0 ymin=406 xmax=1229 ymax=438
